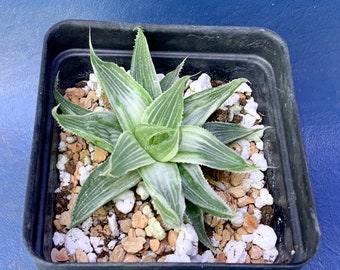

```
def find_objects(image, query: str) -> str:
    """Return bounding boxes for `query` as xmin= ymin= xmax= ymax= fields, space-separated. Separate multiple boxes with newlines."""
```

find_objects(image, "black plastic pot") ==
xmin=23 ymin=20 xmax=320 ymax=269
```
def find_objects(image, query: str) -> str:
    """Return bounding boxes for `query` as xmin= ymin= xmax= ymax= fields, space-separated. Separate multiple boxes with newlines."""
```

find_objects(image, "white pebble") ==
xmin=90 ymin=236 xmax=104 ymax=254
xmin=175 ymin=224 xmax=199 ymax=257
xmin=237 ymin=139 xmax=251 ymax=160
xmin=249 ymin=170 xmax=265 ymax=189
xmin=220 ymin=93 xmax=240 ymax=108
xmin=66 ymin=135 xmax=77 ymax=143
xmin=81 ymin=217 xmax=93 ymax=235
xmin=52 ymin=232 xmax=65 ymax=246
xmin=210 ymin=236 xmax=220 ymax=248
xmin=79 ymin=165 xmax=94 ymax=186
xmin=200 ymin=250 xmax=215 ymax=263
xmin=165 ymin=254 xmax=191 ymax=262
xmin=241 ymin=234 xmax=254 ymax=243
xmin=107 ymin=213 xmax=120 ymax=238
xmin=224 ymin=240 xmax=247 ymax=263
xmin=263 ymin=247 xmax=279 ymax=263
xmin=253 ymin=224 xmax=277 ymax=250
xmin=107 ymin=240 xmax=118 ymax=250
xmin=189 ymin=73 xmax=211 ymax=92
xmin=113 ymin=190 xmax=135 ymax=214
xmin=156 ymin=73 xmax=165 ymax=82
xmin=230 ymin=210 xmax=245 ymax=227
xmin=136 ymin=182 xmax=150 ymax=200
xmin=87 ymin=252 xmax=97 ymax=262
xmin=64 ymin=228 xmax=92 ymax=255
xmin=59 ymin=171 xmax=71 ymax=187
xmin=244 ymin=98 xmax=261 ymax=120
xmin=250 ymin=152 xmax=268 ymax=171
xmin=58 ymin=141 xmax=67 ymax=152
xmin=255 ymin=188 xmax=273 ymax=208
xmin=240 ymin=114 xmax=256 ymax=128
xmin=56 ymin=154 xmax=69 ymax=171
xmin=236 ymin=82 xmax=252 ymax=95
xmin=253 ymin=208 xmax=262 ymax=223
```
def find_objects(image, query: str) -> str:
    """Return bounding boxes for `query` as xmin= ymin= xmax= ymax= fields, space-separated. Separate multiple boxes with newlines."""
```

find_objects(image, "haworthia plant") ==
xmin=52 ymin=28 xmax=263 ymax=250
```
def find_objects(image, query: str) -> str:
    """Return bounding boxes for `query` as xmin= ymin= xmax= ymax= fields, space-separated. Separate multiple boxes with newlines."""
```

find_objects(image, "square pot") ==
xmin=23 ymin=20 xmax=320 ymax=269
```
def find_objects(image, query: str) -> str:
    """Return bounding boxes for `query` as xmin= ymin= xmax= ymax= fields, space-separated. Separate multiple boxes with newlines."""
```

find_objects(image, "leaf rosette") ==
xmin=52 ymin=28 xmax=263 ymax=250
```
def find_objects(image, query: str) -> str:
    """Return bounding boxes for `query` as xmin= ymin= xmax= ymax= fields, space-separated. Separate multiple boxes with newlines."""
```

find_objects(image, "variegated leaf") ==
xmin=52 ymin=106 xmax=121 ymax=153
xmin=184 ymin=201 xmax=216 ymax=252
xmin=71 ymin=160 xmax=141 ymax=227
xmin=134 ymin=124 xmax=180 ymax=162
xmin=130 ymin=28 xmax=162 ymax=99
xmin=53 ymin=79 xmax=90 ymax=115
xmin=179 ymin=163 xmax=234 ymax=219
xmin=203 ymin=121 xmax=265 ymax=144
xmin=103 ymin=132 xmax=155 ymax=178
xmin=90 ymin=38 xmax=152 ymax=132
xmin=183 ymin=78 xmax=248 ymax=126
xmin=160 ymin=58 xmax=186 ymax=92
xmin=141 ymin=76 xmax=190 ymax=128
xmin=172 ymin=125 xmax=256 ymax=172
xmin=138 ymin=162 xmax=185 ymax=230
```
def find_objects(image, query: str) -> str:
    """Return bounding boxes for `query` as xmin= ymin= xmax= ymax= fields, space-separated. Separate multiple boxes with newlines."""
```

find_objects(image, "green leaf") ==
xmin=171 ymin=125 xmax=256 ymax=172
xmin=203 ymin=121 xmax=265 ymax=144
xmin=183 ymin=78 xmax=248 ymax=126
xmin=179 ymin=163 xmax=234 ymax=219
xmin=138 ymin=162 xmax=185 ymax=230
xmin=184 ymin=201 xmax=216 ymax=253
xmin=134 ymin=124 xmax=180 ymax=162
xmin=103 ymin=132 xmax=155 ymax=178
xmin=53 ymin=79 xmax=90 ymax=115
xmin=52 ymin=106 xmax=121 ymax=153
xmin=90 ymin=38 xmax=152 ymax=132
xmin=141 ymin=76 xmax=190 ymax=128
xmin=71 ymin=160 xmax=141 ymax=227
xmin=130 ymin=28 xmax=162 ymax=99
xmin=160 ymin=58 xmax=186 ymax=92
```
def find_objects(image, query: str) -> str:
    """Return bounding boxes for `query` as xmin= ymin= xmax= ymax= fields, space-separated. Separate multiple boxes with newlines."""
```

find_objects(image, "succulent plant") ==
xmin=52 ymin=28 xmax=263 ymax=250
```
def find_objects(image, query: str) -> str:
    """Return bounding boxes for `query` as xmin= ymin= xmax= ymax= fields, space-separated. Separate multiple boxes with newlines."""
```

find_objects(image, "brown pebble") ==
xmin=142 ymin=255 xmax=157 ymax=262
xmin=157 ymin=256 xmax=167 ymax=262
xmin=109 ymin=244 xmax=126 ymax=262
xmin=135 ymin=228 xmax=146 ymax=238
xmin=79 ymin=149 xmax=90 ymax=160
xmin=51 ymin=247 xmax=69 ymax=262
xmin=65 ymin=87 xmax=85 ymax=104
xmin=215 ymin=252 xmax=226 ymax=262
xmin=150 ymin=238 xmax=161 ymax=252
xmin=230 ymin=172 xmax=248 ymax=187
xmin=122 ymin=237 xmax=146 ymax=254
xmin=249 ymin=245 xmax=263 ymax=260
xmin=251 ymin=257 xmax=265 ymax=264
xmin=123 ymin=254 xmax=140 ymax=263
xmin=228 ymin=186 xmax=246 ymax=198
xmin=75 ymin=249 xmax=88 ymax=262
xmin=57 ymin=248 xmax=70 ymax=262
xmin=67 ymin=142 xmax=83 ymax=153
xmin=120 ymin=219 xmax=132 ymax=233
xmin=128 ymin=228 xmax=136 ymax=238
xmin=92 ymin=147 xmax=108 ymax=163
xmin=59 ymin=210 xmax=71 ymax=227
xmin=243 ymin=213 xmax=259 ymax=233
xmin=53 ymin=219 xmax=63 ymax=231
xmin=131 ymin=211 xmax=149 ymax=229
xmin=168 ymin=230 xmax=178 ymax=247
xmin=237 ymin=195 xmax=255 ymax=208
xmin=213 ymin=232 xmax=223 ymax=242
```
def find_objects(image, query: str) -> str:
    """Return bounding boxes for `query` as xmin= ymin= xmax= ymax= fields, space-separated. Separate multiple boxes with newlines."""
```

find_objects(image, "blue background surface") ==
xmin=0 ymin=1 xmax=339 ymax=269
